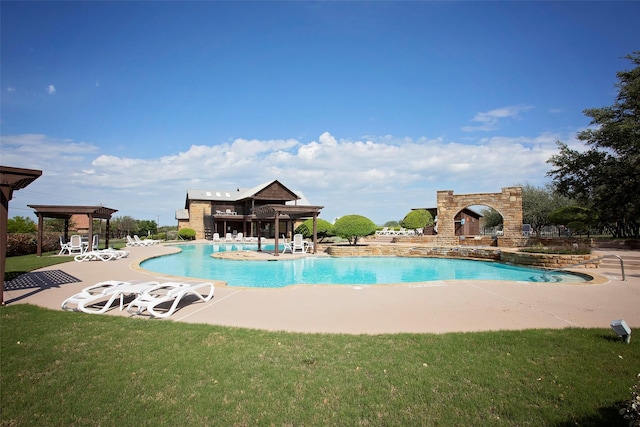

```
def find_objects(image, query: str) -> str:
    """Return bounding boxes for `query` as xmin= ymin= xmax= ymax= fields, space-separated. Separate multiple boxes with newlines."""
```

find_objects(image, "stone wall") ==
xmin=186 ymin=201 xmax=211 ymax=239
xmin=325 ymin=244 xmax=600 ymax=269
xmin=500 ymin=251 xmax=600 ymax=269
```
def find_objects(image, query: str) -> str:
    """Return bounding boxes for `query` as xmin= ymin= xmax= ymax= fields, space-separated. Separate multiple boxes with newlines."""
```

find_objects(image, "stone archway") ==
xmin=435 ymin=187 xmax=522 ymax=245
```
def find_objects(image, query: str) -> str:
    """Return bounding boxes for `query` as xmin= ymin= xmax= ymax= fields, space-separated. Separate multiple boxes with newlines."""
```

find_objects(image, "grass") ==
xmin=4 ymin=240 xmax=128 ymax=282
xmin=4 ymin=252 xmax=74 ymax=281
xmin=2 ymin=251 xmax=639 ymax=425
xmin=1 ymin=305 xmax=639 ymax=426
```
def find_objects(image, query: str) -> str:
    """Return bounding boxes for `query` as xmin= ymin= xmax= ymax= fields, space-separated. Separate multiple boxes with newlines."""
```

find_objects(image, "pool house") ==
xmin=176 ymin=179 xmax=323 ymax=243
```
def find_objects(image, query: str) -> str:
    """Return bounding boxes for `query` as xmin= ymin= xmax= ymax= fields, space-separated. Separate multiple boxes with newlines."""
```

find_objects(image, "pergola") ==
xmin=252 ymin=204 xmax=324 ymax=256
xmin=28 ymin=205 xmax=118 ymax=256
xmin=1 ymin=166 xmax=43 ymax=305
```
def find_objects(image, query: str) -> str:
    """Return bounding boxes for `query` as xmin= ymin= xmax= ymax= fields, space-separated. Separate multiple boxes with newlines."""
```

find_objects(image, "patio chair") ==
xmin=235 ymin=232 xmax=244 ymax=242
xmin=126 ymin=281 xmax=215 ymax=318
xmin=292 ymin=234 xmax=306 ymax=254
xmin=225 ymin=233 xmax=233 ymax=242
xmin=58 ymin=235 xmax=71 ymax=255
xmin=68 ymin=234 xmax=84 ymax=254
xmin=90 ymin=234 xmax=99 ymax=250
xmin=212 ymin=233 xmax=221 ymax=242
xmin=281 ymin=235 xmax=292 ymax=253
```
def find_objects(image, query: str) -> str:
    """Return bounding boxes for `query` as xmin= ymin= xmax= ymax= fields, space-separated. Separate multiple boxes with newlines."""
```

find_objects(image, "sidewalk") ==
xmin=4 ymin=244 xmax=639 ymax=335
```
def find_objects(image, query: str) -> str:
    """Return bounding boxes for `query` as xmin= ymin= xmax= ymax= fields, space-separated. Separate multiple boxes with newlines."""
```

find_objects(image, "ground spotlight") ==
xmin=611 ymin=319 xmax=631 ymax=344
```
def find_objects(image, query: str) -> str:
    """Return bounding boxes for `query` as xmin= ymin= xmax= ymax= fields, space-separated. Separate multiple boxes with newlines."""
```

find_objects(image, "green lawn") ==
xmin=2 ymin=251 xmax=638 ymax=425
xmin=1 ymin=304 xmax=638 ymax=426
xmin=4 ymin=252 xmax=73 ymax=281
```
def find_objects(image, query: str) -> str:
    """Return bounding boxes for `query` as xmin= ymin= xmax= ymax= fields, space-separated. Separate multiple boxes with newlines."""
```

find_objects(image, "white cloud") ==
xmin=2 ymin=131 xmax=576 ymax=225
xmin=462 ymin=105 xmax=533 ymax=132
xmin=47 ymin=84 xmax=56 ymax=95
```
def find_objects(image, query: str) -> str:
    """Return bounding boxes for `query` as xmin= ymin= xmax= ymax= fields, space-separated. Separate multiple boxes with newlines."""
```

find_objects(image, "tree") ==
xmin=480 ymin=207 xmax=503 ymax=228
xmin=333 ymin=215 xmax=377 ymax=245
xmin=400 ymin=209 xmax=433 ymax=231
xmin=520 ymin=183 xmax=572 ymax=236
xmin=137 ymin=219 xmax=158 ymax=236
xmin=548 ymin=206 xmax=596 ymax=237
xmin=7 ymin=216 xmax=37 ymax=233
xmin=547 ymin=52 xmax=640 ymax=238
xmin=294 ymin=218 xmax=334 ymax=241
xmin=113 ymin=216 xmax=137 ymax=237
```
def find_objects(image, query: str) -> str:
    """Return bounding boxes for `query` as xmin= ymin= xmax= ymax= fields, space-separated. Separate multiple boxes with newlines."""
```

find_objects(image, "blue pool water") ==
xmin=140 ymin=244 xmax=587 ymax=288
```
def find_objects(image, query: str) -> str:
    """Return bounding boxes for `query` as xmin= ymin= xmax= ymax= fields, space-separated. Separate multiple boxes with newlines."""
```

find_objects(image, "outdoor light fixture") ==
xmin=611 ymin=319 xmax=631 ymax=344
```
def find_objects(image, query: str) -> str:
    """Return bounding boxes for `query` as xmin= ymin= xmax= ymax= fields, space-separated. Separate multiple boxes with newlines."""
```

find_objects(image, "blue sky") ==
xmin=2 ymin=1 xmax=639 ymax=225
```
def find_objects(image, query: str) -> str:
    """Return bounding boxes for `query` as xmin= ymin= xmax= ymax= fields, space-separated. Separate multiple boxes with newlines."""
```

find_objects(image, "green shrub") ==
xmin=294 ymin=218 xmax=334 ymax=241
xmin=333 ymin=215 xmax=376 ymax=245
xmin=400 ymin=209 xmax=434 ymax=231
xmin=6 ymin=233 xmax=60 ymax=257
xmin=178 ymin=228 xmax=196 ymax=240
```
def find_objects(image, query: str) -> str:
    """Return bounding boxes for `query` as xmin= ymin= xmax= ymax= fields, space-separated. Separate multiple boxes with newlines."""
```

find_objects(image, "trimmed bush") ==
xmin=333 ymin=215 xmax=376 ymax=245
xmin=294 ymin=218 xmax=334 ymax=241
xmin=178 ymin=228 xmax=196 ymax=240
xmin=401 ymin=209 xmax=434 ymax=231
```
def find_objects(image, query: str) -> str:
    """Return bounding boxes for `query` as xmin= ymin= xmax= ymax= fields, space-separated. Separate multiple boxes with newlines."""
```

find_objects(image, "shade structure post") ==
xmin=1 ymin=166 xmax=42 ymax=305
xmin=274 ymin=212 xmax=280 ymax=257
xmin=0 ymin=186 xmax=10 ymax=305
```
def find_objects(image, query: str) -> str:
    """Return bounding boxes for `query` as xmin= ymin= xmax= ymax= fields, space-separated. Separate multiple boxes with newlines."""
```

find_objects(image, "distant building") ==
xmin=177 ymin=179 xmax=320 ymax=240
xmin=413 ymin=207 xmax=483 ymax=236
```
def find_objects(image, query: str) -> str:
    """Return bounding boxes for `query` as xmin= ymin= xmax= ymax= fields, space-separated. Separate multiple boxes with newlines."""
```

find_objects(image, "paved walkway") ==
xmin=4 ymin=243 xmax=639 ymax=335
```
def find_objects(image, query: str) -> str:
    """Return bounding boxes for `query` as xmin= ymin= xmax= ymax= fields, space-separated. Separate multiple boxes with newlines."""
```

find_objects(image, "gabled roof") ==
xmin=185 ymin=179 xmax=302 ymax=205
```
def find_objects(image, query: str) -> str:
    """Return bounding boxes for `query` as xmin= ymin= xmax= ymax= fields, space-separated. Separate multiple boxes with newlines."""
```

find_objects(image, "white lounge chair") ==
xmin=375 ymin=227 xmax=389 ymax=236
xmin=292 ymin=234 xmax=306 ymax=254
xmin=127 ymin=282 xmax=215 ymax=318
xmin=102 ymin=248 xmax=129 ymax=259
xmin=58 ymin=236 xmax=71 ymax=255
xmin=74 ymin=250 xmax=117 ymax=262
xmin=73 ymin=248 xmax=129 ymax=262
xmin=134 ymin=235 xmax=155 ymax=246
xmin=68 ymin=234 xmax=84 ymax=254
xmin=225 ymin=233 xmax=233 ymax=242
xmin=126 ymin=235 xmax=144 ymax=247
xmin=212 ymin=233 xmax=221 ymax=242
xmin=235 ymin=232 xmax=244 ymax=242
xmin=62 ymin=281 xmax=160 ymax=314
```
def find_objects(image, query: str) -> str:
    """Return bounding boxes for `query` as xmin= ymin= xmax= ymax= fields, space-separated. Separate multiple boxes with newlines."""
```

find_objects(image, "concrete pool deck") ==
xmin=4 ymin=242 xmax=639 ymax=335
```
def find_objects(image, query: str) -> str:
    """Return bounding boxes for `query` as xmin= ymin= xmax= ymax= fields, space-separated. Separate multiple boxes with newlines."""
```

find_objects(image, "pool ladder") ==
xmin=542 ymin=254 xmax=626 ymax=282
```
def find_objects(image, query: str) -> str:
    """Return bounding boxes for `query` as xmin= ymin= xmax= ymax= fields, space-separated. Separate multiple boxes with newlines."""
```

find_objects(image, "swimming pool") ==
xmin=139 ymin=244 xmax=588 ymax=288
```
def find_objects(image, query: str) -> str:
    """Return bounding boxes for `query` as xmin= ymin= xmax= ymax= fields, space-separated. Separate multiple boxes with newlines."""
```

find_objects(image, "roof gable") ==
xmin=248 ymin=179 xmax=299 ymax=201
xmin=186 ymin=180 xmax=301 ymax=204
